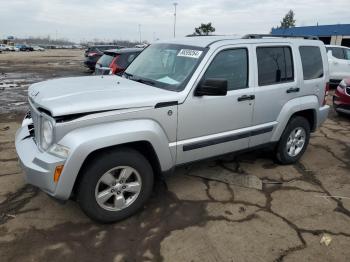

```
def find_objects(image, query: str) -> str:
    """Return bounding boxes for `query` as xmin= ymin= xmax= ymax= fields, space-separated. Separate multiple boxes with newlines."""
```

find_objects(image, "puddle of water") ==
xmin=0 ymin=72 xmax=44 ymax=114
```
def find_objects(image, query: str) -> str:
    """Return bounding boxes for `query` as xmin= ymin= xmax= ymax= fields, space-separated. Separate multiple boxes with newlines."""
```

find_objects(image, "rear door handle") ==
xmin=286 ymin=87 xmax=300 ymax=93
xmin=237 ymin=95 xmax=255 ymax=102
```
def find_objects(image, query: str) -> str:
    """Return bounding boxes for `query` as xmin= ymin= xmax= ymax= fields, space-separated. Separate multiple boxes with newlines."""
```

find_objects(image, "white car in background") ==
xmin=0 ymin=44 xmax=19 ymax=51
xmin=32 ymin=46 xmax=45 ymax=51
xmin=326 ymin=45 xmax=350 ymax=85
xmin=0 ymin=44 xmax=7 ymax=51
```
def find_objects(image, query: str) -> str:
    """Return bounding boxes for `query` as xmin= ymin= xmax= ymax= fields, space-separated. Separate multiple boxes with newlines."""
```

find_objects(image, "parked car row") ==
xmin=95 ymin=48 xmax=142 ymax=75
xmin=0 ymin=44 xmax=46 ymax=52
xmin=84 ymin=45 xmax=125 ymax=70
xmin=0 ymin=44 xmax=19 ymax=51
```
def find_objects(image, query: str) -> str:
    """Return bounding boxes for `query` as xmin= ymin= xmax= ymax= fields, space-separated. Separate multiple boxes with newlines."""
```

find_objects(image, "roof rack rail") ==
xmin=242 ymin=34 xmax=319 ymax=40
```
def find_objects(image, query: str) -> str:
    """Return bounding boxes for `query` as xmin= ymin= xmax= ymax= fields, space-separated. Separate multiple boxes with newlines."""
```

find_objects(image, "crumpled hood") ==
xmin=28 ymin=75 xmax=177 ymax=116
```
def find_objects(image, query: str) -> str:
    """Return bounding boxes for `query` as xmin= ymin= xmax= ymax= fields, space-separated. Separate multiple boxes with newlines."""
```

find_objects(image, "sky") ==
xmin=0 ymin=0 xmax=349 ymax=43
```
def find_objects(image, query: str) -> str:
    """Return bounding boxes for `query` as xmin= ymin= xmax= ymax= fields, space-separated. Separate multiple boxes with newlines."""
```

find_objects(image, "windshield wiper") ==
xmin=123 ymin=72 xmax=133 ymax=79
xmin=123 ymin=72 xmax=156 ymax=86
xmin=133 ymin=78 xmax=156 ymax=86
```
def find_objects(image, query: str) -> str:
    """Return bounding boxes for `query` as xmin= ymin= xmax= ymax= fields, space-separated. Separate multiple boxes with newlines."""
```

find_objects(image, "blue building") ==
xmin=271 ymin=24 xmax=350 ymax=47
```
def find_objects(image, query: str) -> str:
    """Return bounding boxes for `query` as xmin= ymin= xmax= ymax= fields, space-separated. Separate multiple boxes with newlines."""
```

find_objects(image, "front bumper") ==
xmin=317 ymin=105 xmax=330 ymax=127
xmin=15 ymin=125 xmax=65 ymax=197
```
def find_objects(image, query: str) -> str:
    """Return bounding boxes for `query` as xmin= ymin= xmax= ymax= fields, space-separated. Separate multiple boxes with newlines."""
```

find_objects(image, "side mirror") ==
xmin=195 ymin=78 xmax=228 ymax=96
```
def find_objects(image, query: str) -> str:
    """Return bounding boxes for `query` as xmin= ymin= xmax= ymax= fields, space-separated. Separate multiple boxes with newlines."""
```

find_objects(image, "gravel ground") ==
xmin=0 ymin=50 xmax=349 ymax=262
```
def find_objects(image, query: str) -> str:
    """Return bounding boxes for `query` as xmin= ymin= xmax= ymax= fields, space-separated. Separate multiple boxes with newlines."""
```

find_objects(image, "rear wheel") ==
xmin=276 ymin=116 xmax=310 ymax=164
xmin=77 ymin=148 xmax=154 ymax=223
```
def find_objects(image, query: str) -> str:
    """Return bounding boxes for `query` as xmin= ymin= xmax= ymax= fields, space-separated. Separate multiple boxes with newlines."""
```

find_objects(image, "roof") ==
xmin=104 ymin=48 xmax=142 ymax=54
xmin=156 ymin=36 xmax=241 ymax=47
xmin=155 ymin=35 xmax=323 ymax=48
xmin=272 ymin=24 xmax=350 ymax=37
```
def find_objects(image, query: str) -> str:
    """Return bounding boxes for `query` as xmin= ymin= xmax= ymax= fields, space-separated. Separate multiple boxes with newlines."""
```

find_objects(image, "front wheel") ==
xmin=77 ymin=148 xmax=154 ymax=223
xmin=276 ymin=116 xmax=310 ymax=164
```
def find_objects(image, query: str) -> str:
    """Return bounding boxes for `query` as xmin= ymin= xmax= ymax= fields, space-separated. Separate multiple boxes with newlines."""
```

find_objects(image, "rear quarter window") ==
xmin=299 ymin=46 xmax=324 ymax=80
xmin=97 ymin=54 xmax=115 ymax=67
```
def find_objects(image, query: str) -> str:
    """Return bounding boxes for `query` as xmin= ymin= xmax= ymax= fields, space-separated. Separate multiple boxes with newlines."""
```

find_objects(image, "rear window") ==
xmin=97 ymin=54 xmax=115 ymax=67
xmin=257 ymin=46 xmax=294 ymax=86
xmin=299 ymin=46 xmax=324 ymax=80
xmin=116 ymin=52 xmax=140 ymax=69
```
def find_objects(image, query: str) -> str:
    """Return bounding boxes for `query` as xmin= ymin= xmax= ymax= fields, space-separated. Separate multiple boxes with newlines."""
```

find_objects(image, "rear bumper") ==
xmin=317 ymin=105 xmax=330 ymax=127
xmin=84 ymin=56 xmax=100 ymax=69
xmin=15 ymin=125 xmax=66 ymax=197
xmin=84 ymin=60 xmax=96 ymax=69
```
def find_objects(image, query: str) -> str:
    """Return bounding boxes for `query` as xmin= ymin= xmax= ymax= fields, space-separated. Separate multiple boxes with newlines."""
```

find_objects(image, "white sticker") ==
xmin=177 ymin=49 xmax=203 ymax=59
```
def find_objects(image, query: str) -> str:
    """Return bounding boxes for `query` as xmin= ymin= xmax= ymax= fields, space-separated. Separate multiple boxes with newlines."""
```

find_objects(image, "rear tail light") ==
xmin=88 ymin=52 xmax=98 ymax=57
xmin=323 ymin=82 xmax=329 ymax=106
xmin=110 ymin=55 xmax=123 ymax=74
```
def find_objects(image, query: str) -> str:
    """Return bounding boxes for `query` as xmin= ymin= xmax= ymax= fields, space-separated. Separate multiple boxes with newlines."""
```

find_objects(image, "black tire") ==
xmin=276 ymin=116 xmax=310 ymax=164
xmin=77 ymin=148 xmax=154 ymax=223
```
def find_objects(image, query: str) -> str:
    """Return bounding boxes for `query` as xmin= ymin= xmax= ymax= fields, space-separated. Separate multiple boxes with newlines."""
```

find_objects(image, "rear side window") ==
xmin=330 ymin=47 xmax=345 ymax=59
xmin=203 ymin=48 xmax=248 ymax=91
xmin=257 ymin=46 xmax=294 ymax=86
xmin=345 ymin=49 xmax=350 ymax=60
xmin=299 ymin=46 xmax=323 ymax=80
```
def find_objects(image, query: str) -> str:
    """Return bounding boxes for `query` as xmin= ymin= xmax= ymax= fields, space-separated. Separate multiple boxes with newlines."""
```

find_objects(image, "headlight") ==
xmin=339 ymin=80 xmax=347 ymax=89
xmin=41 ymin=117 xmax=53 ymax=150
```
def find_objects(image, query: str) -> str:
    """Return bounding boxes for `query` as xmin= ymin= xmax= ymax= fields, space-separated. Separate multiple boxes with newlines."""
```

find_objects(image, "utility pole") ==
xmin=173 ymin=3 xmax=178 ymax=38
xmin=138 ymin=24 xmax=142 ymax=43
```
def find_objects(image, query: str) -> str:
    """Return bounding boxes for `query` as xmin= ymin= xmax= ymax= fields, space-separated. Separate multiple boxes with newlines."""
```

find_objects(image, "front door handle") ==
xmin=237 ymin=95 xmax=255 ymax=102
xmin=286 ymin=87 xmax=300 ymax=93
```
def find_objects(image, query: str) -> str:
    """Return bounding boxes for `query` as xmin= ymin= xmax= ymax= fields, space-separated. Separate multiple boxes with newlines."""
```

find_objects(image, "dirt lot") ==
xmin=0 ymin=50 xmax=350 ymax=262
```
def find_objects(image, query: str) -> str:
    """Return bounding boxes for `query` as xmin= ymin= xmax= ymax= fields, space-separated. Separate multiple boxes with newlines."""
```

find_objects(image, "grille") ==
xmin=29 ymin=102 xmax=41 ymax=145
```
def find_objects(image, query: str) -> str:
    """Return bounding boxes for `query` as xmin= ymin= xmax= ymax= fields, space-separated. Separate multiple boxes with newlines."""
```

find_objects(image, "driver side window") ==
xmin=202 ymin=48 xmax=248 ymax=91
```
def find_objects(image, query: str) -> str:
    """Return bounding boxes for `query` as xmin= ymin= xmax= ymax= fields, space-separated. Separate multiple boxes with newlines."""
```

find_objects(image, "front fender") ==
xmin=54 ymin=119 xmax=174 ymax=200
xmin=271 ymin=95 xmax=319 ymax=141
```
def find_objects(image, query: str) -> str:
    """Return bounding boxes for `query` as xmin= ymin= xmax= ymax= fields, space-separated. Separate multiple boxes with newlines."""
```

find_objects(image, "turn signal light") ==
xmin=54 ymin=165 xmax=64 ymax=183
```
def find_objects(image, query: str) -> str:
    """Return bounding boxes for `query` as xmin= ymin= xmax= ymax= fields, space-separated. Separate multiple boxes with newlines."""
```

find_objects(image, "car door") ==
xmin=250 ymin=43 xmax=298 ymax=147
xmin=176 ymin=45 xmax=255 ymax=165
xmin=327 ymin=47 xmax=350 ymax=80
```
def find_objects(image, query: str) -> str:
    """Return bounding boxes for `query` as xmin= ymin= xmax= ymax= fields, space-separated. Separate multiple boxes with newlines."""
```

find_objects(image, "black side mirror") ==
xmin=195 ymin=78 xmax=228 ymax=96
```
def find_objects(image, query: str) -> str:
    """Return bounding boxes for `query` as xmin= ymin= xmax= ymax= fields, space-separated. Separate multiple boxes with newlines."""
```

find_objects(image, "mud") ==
xmin=0 ymin=49 xmax=89 ymax=120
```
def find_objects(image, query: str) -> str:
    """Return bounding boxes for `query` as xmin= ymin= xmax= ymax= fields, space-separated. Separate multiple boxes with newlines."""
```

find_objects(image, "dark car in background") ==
xmin=333 ymin=79 xmax=350 ymax=116
xmin=84 ymin=45 xmax=124 ymax=70
xmin=95 ymin=48 xmax=143 ymax=75
xmin=16 ymin=44 xmax=34 ymax=51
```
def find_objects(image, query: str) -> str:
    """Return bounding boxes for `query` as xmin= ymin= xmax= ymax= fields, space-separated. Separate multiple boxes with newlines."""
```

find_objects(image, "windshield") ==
xmin=124 ymin=44 xmax=206 ymax=91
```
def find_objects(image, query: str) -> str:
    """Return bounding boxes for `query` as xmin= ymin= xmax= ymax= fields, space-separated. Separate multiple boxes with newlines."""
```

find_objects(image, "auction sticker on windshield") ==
xmin=177 ymin=49 xmax=203 ymax=59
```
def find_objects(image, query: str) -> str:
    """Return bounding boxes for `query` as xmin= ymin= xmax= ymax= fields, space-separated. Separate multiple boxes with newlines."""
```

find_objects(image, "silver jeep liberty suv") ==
xmin=15 ymin=35 xmax=330 ymax=223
